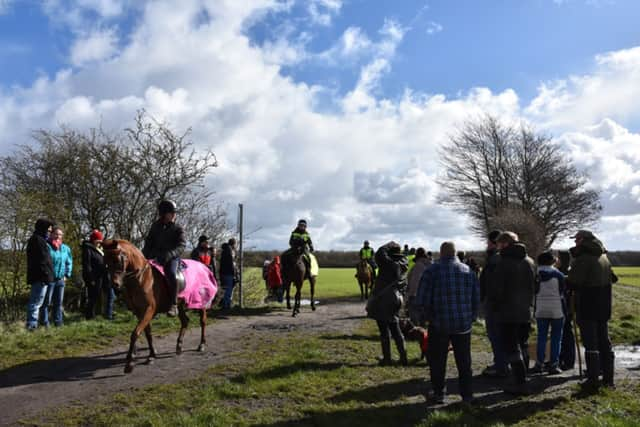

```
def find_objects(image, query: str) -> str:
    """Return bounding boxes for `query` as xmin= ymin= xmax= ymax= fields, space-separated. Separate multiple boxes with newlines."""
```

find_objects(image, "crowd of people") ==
xmin=365 ymin=229 xmax=616 ymax=403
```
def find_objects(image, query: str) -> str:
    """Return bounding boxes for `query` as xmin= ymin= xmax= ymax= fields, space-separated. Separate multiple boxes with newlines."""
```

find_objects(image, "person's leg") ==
xmin=427 ymin=326 xmax=449 ymax=399
xmin=559 ymin=317 xmax=576 ymax=370
xmin=451 ymin=332 xmax=473 ymax=400
xmin=104 ymin=285 xmax=115 ymax=320
xmin=501 ymin=322 xmax=528 ymax=393
xmin=85 ymin=282 xmax=98 ymax=319
xmin=222 ymin=274 xmax=235 ymax=309
xmin=548 ymin=318 xmax=564 ymax=369
xmin=484 ymin=313 xmax=507 ymax=375
xmin=518 ymin=322 xmax=531 ymax=371
xmin=536 ymin=318 xmax=551 ymax=367
xmin=389 ymin=320 xmax=408 ymax=365
xmin=596 ymin=320 xmax=615 ymax=387
xmin=39 ymin=283 xmax=54 ymax=327
xmin=52 ymin=279 xmax=65 ymax=326
xmin=579 ymin=318 xmax=600 ymax=387
xmin=26 ymin=282 xmax=48 ymax=329
xmin=164 ymin=258 xmax=180 ymax=316
xmin=376 ymin=320 xmax=392 ymax=365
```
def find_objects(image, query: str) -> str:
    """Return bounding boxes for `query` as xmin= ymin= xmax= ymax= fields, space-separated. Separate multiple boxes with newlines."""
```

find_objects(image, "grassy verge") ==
xmin=38 ymin=320 xmax=640 ymax=427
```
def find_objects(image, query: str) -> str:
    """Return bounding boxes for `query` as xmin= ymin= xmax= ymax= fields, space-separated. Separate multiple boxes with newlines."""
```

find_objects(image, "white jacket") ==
xmin=535 ymin=265 xmax=565 ymax=319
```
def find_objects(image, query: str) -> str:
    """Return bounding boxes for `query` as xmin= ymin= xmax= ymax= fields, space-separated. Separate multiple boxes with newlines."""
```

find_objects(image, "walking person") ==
xmin=219 ymin=238 xmax=238 ymax=310
xmin=83 ymin=229 xmax=114 ymax=320
xmin=25 ymin=218 xmax=54 ymax=330
xmin=191 ymin=235 xmax=217 ymax=278
xmin=414 ymin=241 xmax=480 ymax=404
xmin=41 ymin=226 xmax=73 ymax=327
xmin=480 ymin=230 xmax=509 ymax=378
xmin=530 ymin=251 xmax=566 ymax=375
xmin=488 ymin=231 xmax=536 ymax=395
xmin=366 ymin=241 xmax=408 ymax=366
xmin=568 ymin=230 xmax=616 ymax=390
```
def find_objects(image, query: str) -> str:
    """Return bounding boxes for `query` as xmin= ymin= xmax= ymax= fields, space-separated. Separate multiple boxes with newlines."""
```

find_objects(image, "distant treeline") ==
xmin=242 ymin=250 xmax=640 ymax=268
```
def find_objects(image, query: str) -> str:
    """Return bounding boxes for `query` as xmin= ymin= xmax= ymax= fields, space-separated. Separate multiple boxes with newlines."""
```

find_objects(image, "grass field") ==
xmin=615 ymin=267 xmax=640 ymax=287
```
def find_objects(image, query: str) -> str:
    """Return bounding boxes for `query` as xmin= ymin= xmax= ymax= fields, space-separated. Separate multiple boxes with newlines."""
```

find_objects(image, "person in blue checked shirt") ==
xmin=413 ymin=241 xmax=480 ymax=404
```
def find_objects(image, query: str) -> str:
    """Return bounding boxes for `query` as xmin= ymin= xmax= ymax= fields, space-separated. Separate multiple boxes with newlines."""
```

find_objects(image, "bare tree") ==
xmin=439 ymin=115 xmax=601 ymax=248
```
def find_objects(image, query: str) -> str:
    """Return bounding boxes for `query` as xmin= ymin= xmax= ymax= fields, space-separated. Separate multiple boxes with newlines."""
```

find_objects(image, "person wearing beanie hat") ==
xmin=479 ymin=229 xmax=508 ymax=378
xmin=289 ymin=219 xmax=314 ymax=253
xmin=83 ymin=229 xmax=114 ymax=320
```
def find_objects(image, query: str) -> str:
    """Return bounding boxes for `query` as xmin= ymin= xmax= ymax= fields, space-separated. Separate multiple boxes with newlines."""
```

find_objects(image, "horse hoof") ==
xmin=311 ymin=305 xmax=316 ymax=311
xmin=145 ymin=357 xmax=155 ymax=365
xmin=287 ymin=304 xmax=291 ymax=310
xmin=124 ymin=364 xmax=134 ymax=374
xmin=176 ymin=348 xmax=183 ymax=355
xmin=197 ymin=344 xmax=205 ymax=352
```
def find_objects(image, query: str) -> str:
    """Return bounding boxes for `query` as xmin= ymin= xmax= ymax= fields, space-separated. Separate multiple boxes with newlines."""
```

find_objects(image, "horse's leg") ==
xmin=310 ymin=276 xmax=316 ymax=311
xmin=176 ymin=304 xmax=189 ymax=355
xmin=197 ymin=309 xmax=206 ymax=352
xmin=292 ymin=281 xmax=301 ymax=317
xmin=285 ymin=279 xmax=291 ymax=310
xmin=144 ymin=324 xmax=157 ymax=364
xmin=125 ymin=306 xmax=154 ymax=373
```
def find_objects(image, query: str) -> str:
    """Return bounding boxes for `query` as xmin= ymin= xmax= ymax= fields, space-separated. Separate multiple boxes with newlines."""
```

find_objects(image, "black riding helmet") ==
xmin=158 ymin=200 xmax=177 ymax=215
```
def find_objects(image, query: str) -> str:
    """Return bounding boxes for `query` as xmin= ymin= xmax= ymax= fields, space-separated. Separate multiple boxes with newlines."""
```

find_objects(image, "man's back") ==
xmin=418 ymin=257 xmax=479 ymax=334
xmin=490 ymin=243 xmax=536 ymax=323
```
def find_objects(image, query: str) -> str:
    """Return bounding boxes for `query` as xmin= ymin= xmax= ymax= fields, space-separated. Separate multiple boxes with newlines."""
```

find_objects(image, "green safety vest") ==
xmin=291 ymin=231 xmax=310 ymax=242
xmin=361 ymin=247 xmax=373 ymax=260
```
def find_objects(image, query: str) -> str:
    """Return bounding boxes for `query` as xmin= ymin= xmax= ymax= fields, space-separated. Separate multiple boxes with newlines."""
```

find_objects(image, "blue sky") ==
xmin=1 ymin=0 xmax=640 ymax=250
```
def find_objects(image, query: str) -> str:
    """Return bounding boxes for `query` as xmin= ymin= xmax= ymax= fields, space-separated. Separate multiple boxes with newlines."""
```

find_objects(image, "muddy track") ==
xmin=1 ymin=299 xmax=638 ymax=426
xmin=0 ymin=301 xmax=368 ymax=427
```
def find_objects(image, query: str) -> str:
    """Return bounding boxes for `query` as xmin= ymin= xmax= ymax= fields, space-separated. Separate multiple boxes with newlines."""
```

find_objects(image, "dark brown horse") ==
xmin=281 ymin=243 xmax=316 ymax=317
xmin=356 ymin=259 xmax=373 ymax=300
xmin=102 ymin=239 xmax=208 ymax=374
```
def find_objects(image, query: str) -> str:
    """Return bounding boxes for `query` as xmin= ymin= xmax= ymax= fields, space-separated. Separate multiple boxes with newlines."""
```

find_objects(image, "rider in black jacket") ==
xmin=142 ymin=200 xmax=186 ymax=317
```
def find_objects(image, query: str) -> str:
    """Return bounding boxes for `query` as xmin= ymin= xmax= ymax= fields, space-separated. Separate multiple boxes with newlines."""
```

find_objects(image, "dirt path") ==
xmin=1 ymin=300 xmax=638 ymax=426
xmin=0 ymin=301 xmax=368 ymax=427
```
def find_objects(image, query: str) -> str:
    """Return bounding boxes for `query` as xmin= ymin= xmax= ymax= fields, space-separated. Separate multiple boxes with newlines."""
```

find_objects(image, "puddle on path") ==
xmin=613 ymin=345 xmax=640 ymax=368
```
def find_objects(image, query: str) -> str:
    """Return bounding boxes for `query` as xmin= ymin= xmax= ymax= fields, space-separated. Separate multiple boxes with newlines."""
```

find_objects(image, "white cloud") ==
xmin=1 ymin=1 xmax=640 ymax=250
xmin=0 ymin=0 xmax=12 ymax=14
xmin=70 ymin=28 xmax=119 ymax=66
xmin=426 ymin=21 xmax=443 ymax=34
xmin=307 ymin=0 xmax=342 ymax=26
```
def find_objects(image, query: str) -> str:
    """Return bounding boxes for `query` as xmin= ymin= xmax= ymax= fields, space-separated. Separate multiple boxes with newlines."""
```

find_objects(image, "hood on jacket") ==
xmin=500 ymin=242 xmax=527 ymax=260
xmin=571 ymin=238 xmax=606 ymax=258
xmin=34 ymin=218 xmax=53 ymax=236
xmin=538 ymin=265 xmax=560 ymax=282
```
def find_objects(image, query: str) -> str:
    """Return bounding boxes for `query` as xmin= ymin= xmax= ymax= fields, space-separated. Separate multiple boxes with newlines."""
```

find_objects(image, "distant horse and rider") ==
xmin=281 ymin=219 xmax=318 ymax=317
xmin=355 ymin=259 xmax=374 ymax=300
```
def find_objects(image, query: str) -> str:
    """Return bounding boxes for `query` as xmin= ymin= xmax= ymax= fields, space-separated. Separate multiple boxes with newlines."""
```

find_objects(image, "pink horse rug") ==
xmin=148 ymin=259 xmax=218 ymax=309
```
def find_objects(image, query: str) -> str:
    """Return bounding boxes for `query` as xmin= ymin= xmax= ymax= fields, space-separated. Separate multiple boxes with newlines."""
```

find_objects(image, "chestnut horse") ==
xmin=356 ymin=259 xmax=373 ymax=300
xmin=281 ymin=242 xmax=316 ymax=317
xmin=102 ymin=239 xmax=209 ymax=374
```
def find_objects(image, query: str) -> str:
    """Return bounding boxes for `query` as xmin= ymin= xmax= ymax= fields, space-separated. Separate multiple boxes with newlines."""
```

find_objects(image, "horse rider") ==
xmin=359 ymin=240 xmax=377 ymax=280
xmin=142 ymin=200 xmax=186 ymax=317
xmin=289 ymin=219 xmax=314 ymax=268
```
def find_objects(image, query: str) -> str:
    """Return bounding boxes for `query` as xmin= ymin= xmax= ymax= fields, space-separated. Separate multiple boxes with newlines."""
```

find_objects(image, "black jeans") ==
xmin=500 ymin=322 xmax=530 ymax=384
xmin=578 ymin=319 xmax=612 ymax=355
xmin=376 ymin=319 xmax=405 ymax=360
xmin=427 ymin=327 xmax=473 ymax=398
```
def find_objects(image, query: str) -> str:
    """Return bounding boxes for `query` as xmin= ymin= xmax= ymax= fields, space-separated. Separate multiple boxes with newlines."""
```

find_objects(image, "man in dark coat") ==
xmin=568 ymin=230 xmax=615 ymax=389
xmin=219 ymin=238 xmax=238 ymax=310
xmin=366 ymin=241 xmax=408 ymax=366
xmin=479 ymin=230 xmax=509 ymax=377
xmin=82 ymin=229 xmax=114 ymax=320
xmin=142 ymin=200 xmax=186 ymax=317
xmin=25 ymin=218 xmax=54 ymax=330
xmin=488 ymin=231 xmax=536 ymax=395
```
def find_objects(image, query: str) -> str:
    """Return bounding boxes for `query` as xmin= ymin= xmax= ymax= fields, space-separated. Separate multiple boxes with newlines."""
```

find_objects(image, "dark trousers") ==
xmin=164 ymin=257 xmax=180 ymax=303
xmin=86 ymin=281 xmax=115 ymax=319
xmin=500 ymin=322 xmax=530 ymax=383
xmin=486 ymin=313 xmax=507 ymax=371
xmin=559 ymin=317 xmax=576 ymax=369
xmin=376 ymin=319 xmax=405 ymax=361
xmin=428 ymin=327 xmax=473 ymax=398
xmin=579 ymin=319 xmax=612 ymax=355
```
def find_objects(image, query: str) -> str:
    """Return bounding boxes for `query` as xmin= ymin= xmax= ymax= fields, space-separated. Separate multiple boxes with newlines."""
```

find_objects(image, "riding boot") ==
xmin=581 ymin=351 xmax=601 ymax=391
xmin=167 ymin=283 xmax=178 ymax=317
xmin=602 ymin=351 xmax=615 ymax=388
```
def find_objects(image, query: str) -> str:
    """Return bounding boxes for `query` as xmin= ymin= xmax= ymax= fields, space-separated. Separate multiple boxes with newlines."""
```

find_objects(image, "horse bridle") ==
xmin=110 ymin=252 xmax=150 ymax=283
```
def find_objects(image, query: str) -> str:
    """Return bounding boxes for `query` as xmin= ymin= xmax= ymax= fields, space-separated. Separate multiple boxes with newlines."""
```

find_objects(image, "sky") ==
xmin=1 ymin=0 xmax=640 ymax=251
